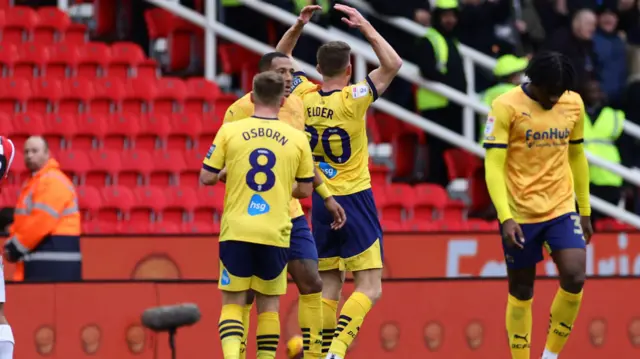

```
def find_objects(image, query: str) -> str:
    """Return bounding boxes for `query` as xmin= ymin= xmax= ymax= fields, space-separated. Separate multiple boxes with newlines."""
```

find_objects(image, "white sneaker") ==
xmin=325 ymin=354 xmax=343 ymax=359
xmin=541 ymin=349 xmax=558 ymax=359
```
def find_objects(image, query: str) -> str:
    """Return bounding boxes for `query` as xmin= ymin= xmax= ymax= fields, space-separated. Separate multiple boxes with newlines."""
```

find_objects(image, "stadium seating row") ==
xmin=0 ymin=6 xmax=88 ymax=45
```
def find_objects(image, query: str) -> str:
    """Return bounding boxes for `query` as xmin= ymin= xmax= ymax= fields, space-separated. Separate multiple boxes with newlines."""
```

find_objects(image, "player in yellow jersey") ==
xmin=222 ymin=8 xmax=347 ymax=357
xmin=276 ymin=5 xmax=402 ymax=359
xmin=200 ymin=72 xmax=316 ymax=359
xmin=483 ymin=52 xmax=594 ymax=359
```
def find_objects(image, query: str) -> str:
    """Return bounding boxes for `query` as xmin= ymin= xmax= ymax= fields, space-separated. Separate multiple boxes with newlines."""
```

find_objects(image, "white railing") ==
xmin=341 ymin=0 xmax=640 ymax=141
xmin=58 ymin=0 xmax=640 ymax=228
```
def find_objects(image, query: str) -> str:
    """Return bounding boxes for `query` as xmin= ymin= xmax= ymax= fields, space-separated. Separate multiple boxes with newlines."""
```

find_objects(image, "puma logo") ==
xmin=513 ymin=333 xmax=529 ymax=343
xmin=522 ymin=112 xmax=531 ymax=117
xmin=559 ymin=322 xmax=573 ymax=330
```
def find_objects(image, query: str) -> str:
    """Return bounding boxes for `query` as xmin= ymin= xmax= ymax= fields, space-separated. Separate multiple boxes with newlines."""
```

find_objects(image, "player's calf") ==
xmin=506 ymin=267 xmax=536 ymax=359
xmin=238 ymin=290 xmax=256 ymax=359
xmin=219 ymin=291 xmax=247 ymax=359
xmin=255 ymin=294 xmax=281 ymax=359
xmin=318 ymin=270 xmax=343 ymax=356
xmin=289 ymin=259 xmax=324 ymax=358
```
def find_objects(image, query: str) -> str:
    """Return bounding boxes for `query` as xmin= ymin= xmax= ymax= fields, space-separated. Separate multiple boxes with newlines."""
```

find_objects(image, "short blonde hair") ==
xmin=252 ymin=71 xmax=285 ymax=107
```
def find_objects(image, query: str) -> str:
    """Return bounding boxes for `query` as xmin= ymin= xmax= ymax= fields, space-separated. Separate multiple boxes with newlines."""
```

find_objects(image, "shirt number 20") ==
xmin=305 ymin=125 xmax=352 ymax=163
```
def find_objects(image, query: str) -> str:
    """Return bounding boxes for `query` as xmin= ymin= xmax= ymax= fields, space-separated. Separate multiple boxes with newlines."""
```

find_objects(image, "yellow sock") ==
xmin=506 ymin=295 xmax=532 ymax=359
xmin=299 ymin=292 xmax=323 ymax=358
xmin=329 ymin=292 xmax=372 ymax=358
xmin=256 ymin=311 xmax=280 ymax=359
xmin=239 ymin=304 xmax=252 ymax=359
xmin=545 ymin=288 xmax=583 ymax=354
xmin=219 ymin=304 xmax=244 ymax=359
xmin=321 ymin=298 xmax=338 ymax=356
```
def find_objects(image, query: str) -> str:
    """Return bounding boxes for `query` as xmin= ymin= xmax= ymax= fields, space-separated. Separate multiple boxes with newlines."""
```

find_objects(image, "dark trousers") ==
xmin=590 ymin=184 xmax=621 ymax=220
xmin=421 ymin=105 xmax=463 ymax=187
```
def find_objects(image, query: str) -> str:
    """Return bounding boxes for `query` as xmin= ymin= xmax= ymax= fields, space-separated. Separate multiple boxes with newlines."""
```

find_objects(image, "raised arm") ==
xmin=275 ymin=5 xmax=322 ymax=67
xmin=334 ymin=4 xmax=403 ymax=97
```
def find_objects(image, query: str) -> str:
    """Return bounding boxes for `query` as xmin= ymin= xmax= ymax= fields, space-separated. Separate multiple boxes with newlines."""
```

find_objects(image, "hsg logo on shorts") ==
xmin=221 ymin=269 xmax=231 ymax=285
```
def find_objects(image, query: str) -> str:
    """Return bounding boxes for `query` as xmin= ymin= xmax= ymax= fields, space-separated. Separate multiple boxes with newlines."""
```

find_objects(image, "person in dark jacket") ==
xmin=593 ymin=2 xmax=628 ymax=107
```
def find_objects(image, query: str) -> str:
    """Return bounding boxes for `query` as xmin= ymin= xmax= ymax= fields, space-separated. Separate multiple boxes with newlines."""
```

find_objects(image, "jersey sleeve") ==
xmin=295 ymin=134 xmax=315 ymax=183
xmin=223 ymin=101 xmax=249 ymax=124
xmin=482 ymin=100 xmax=512 ymax=148
xmin=343 ymin=76 xmax=378 ymax=120
xmin=291 ymin=72 xmax=318 ymax=97
xmin=570 ymin=98 xmax=585 ymax=144
xmin=202 ymin=126 xmax=227 ymax=173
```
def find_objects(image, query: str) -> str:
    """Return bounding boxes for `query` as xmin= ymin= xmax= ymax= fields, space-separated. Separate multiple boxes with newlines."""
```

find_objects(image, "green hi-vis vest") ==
xmin=294 ymin=0 xmax=330 ymax=13
xmin=222 ymin=0 xmax=242 ymax=7
xmin=478 ymin=83 xmax=516 ymax=144
xmin=416 ymin=28 xmax=450 ymax=111
xmin=584 ymin=107 xmax=625 ymax=187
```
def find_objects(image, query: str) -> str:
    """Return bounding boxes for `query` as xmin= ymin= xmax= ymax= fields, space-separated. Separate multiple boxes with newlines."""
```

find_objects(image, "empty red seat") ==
xmin=60 ymin=78 xmax=94 ymax=113
xmin=444 ymin=199 xmax=466 ymax=221
xmin=380 ymin=220 xmax=406 ymax=232
xmin=78 ymin=42 xmax=111 ymax=78
xmin=34 ymin=7 xmax=70 ymax=45
xmin=100 ymin=185 xmax=134 ymax=222
xmin=132 ymin=186 xmax=166 ymax=221
xmin=13 ymin=112 xmax=45 ymax=139
xmin=88 ymin=77 xmax=124 ymax=113
xmin=123 ymin=78 xmax=156 ymax=114
xmin=168 ymin=112 xmax=201 ymax=150
xmin=444 ymin=149 xmax=481 ymax=181
xmin=413 ymin=184 xmax=447 ymax=221
xmin=182 ymin=221 xmax=219 ymax=234
xmin=82 ymin=221 xmax=112 ymax=234
xmin=109 ymin=42 xmax=145 ymax=78
xmin=15 ymin=44 xmax=50 ymax=78
xmin=105 ymin=114 xmax=139 ymax=150
xmin=181 ymin=149 xmax=204 ymax=185
xmin=151 ymin=150 xmax=186 ymax=185
xmin=195 ymin=185 xmax=224 ymax=222
xmin=185 ymin=78 xmax=221 ymax=113
xmin=76 ymin=185 xmax=101 ymax=218
xmin=154 ymin=221 xmax=181 ymax=234
xmin=29 ymin=77 xmax=62 ymax=113
xmin=45 ymin=113 xmax=76 ymax=150
xmin=211 ymin=96 xmax=237 ymax=125
xmin=75 ymin=113 xmax=109 ymax=148
xmin=370 ymin=164 xmax=389 ymax=189
xmin=87 ymin=150 xmax=121 ymax=186
xmin=120 ymin=150 xmax=154 ymax=187
xmin=154 ymin=77 xmax=187 ymax=113
xmin=0 ymin=78 xmax=31 ymax=112
xmin=165 ymin=186 xmax=198 ymax=212
xmin=0 ymin=43 xmax=18 ymax=77
xmin=3 ymin=6 xmax=39 ymax=44
xmin=63 ymin=23 xmax=88 ymax=45
xmin=47 ymin=42 xmax=80 ymax=78
xmin=382 ymin=184 xmax=413 ymax=222
xmin=136 ymin=114 xmax=171 ymax=150
xmin=57 ymin=150 xmax=91 ymax=182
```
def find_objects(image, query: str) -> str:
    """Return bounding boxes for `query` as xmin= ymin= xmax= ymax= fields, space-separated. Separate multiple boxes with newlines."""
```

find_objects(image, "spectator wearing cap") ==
xmin=414 ymin=0 xmax=467 ymax=187
xmin=478 ymin=55 xmax=528 ymax=143
xmin=593 ymin=1 xmax=628 ymax=107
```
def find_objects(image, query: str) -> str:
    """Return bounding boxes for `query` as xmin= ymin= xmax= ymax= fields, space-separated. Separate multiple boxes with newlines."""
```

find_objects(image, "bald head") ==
xmin=573 ymin=9 xmax=596 ymax=40
xmin=24 ymin=136 xmax=49 ymax=172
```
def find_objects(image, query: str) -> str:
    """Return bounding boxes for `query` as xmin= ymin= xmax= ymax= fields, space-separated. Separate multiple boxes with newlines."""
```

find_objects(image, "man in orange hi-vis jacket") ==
xmin=3 ymin=136 xmax=81 ymax=282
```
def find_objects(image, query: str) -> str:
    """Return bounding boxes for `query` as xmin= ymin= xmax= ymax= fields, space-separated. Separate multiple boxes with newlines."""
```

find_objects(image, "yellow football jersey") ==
xmin=291 ymin=72 xmax=378 ymax=195
xmin=203 ymin=116 xmax=315 ymax=247
xmin=223 ymin=93 xmax=306 ymax=219
xmin=483 ymin=85 xmax=585 ymax=223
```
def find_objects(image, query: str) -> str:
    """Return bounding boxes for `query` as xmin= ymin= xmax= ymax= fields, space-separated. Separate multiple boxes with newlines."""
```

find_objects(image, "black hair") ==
xmin=524 ymin=51 xmax=577 ymax=94
xmin=258 ymin=52 xmax=289 ymax=72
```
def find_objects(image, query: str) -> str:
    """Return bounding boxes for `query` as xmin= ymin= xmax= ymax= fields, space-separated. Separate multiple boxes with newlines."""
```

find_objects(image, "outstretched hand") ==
xmin=334 ymin=4 xmax=368 ymax=29
xmin=298 ymin=5 xmax=322 ymax=24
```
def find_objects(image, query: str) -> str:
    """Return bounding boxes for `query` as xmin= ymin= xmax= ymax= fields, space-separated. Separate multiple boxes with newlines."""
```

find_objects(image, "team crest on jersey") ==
xmin=484 ymin=116 xmax=495 ymax=135
xmin=351 ymin=84 xmax=369 ymax=99
xmin=206 ymin=144 xmax=216 ymax=159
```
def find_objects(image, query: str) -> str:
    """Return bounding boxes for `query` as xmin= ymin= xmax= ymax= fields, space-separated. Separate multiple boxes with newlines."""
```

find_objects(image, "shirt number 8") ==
xmin=305 ymin=125 xmax=352 ymax=163
xmin=246 ymin=148 xmax=276 ymax=192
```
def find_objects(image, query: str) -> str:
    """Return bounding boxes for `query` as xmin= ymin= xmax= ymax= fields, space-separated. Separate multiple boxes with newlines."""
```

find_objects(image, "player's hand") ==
xmin=501 ymin=219 xmax=525 ymax=249
xmin=324 ymin=197 xmax=347 ymax=230
xmin=218 ymin=168 xmax=227 ymax=183
xmin=334 ymin=4 xmax=369 ymax=29
xmin=581 ymin=216 xmax=594 ymax=244
xmin=297 ymin=5 xmax=322 ymax=24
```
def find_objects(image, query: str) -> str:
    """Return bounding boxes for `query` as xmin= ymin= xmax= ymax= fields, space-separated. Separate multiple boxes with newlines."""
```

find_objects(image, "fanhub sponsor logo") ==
xmin=525 ymin=128 xmax=570 ymax=148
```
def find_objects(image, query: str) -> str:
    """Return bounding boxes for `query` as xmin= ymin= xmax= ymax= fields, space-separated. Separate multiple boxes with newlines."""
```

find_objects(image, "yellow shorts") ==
xmin=318 ymin=239 xmax=383 ymax=272
xmin=218 ymin=240 xmax=289 ymax=296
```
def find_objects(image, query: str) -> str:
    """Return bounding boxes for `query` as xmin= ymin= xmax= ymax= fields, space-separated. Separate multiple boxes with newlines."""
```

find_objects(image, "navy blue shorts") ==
xmin=501 ymin=212 xmax=586 ymax=269
xmin=312 ymin=188 xmax=384 ymax=272
xmin=289 ymin=215 xmax=318 ymax=261
xmin=219 ymin=240 xmax=288 ymax=280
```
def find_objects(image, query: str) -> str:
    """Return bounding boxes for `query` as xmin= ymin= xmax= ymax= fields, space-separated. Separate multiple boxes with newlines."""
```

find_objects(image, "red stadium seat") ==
xmin=154 ymin=221 xmax=181 ymax=234
xmin=144 ymin=8 xmax=173 ymax=40
xmin=0 ymin=43 xmax=18 ymax=77
xmin=44 ymin=113 xmax=76 ymax=150
xmin=466 ymin=219 xmax=498 ymax=232
xmin=196 ymin=185 xmax=224 ymax=222
xmin=184 ymin=78 xmax=221 ymax=113
xmin=15 ymin=44 xmax=50 ymax=78
xmin=118 ymin=220 xmax=153 ymax=234
xmin=82 ymin=221 xmax=113 ymax=234
xmin=382 ymin=184 xmax=413 ymax=222
xmin=6 ymin=157 xmax=27 ymax=185
xmin=413 ymin=183 xmax=447 ymax=221
xmin=181 ymin=149 xmax=204 ymax=185
xmin=60 ymin=78 xmax=94 ymax=113
xmin=76 ymin=185 xmax=101 ymax=219
xmin=91 ymin=76 xmax=125 ymax=113
xmin=380 ymin=219 xmax=406 ymax=232
xmin=0 ymin=78 xmax=31 ymax=113
xmin=29 ymin=77 xmax=62 ymax=113
xmin=119 ymin=150 xmax=154 ymax=187
xmin=104 ymin=114 xmax=139 ymax=150
xmin=46 ymin=42 xmax=80 ymax=78
xmin=57 ymin=150 xmax=91 ymax=183
xmin=370 ymin=164 xmax=389 ymax=189
xmin=444 ymin=199 xmax=467 ymax=221
xmin=136 ymin=113 xmax=171 ymax=150
xmin=87 ymin=150 xmax=121 ymax=186
xmin=123 ymin=78 xmax=156 ymax=115
xmin=131 ymin=186 xmax=166 ymax=223
xmin=163 ymin=185 xmax=198 ymax=223
xmin=182 ymin=221 xmax=220 ymax=234
xmin=444 ymin=149 xmax=481 ymax=181
xmin=108 ymin=42 xmax=145 ymax=78
xmin=3 ymin=6 xmax=39 ymax=44
xmin=168 ymin=113 xmax=202 ymax=150
xmin=154 ymin=77 xmax=187 ymax=113
xmin=74 ymin=113 xmax=108 ymax=150
xmin=13 ymin=112 xmax=45 ymax=139
xmin=150 ymin=150 xmax=186 ymax=185
xmin=63 ymin=23 xmax=88 ymax=45
xmin=211 ymin=95 xmax=237 ymax=124
xmin=34 ymin=7 xmax=70 ymax=45
xmin=78 ymin=42 xmax=111 ymax=78
xmin=136 ymin=59 xmax=159 ymax=80
xmin=100 ymin=185 xmax=134 ymax=222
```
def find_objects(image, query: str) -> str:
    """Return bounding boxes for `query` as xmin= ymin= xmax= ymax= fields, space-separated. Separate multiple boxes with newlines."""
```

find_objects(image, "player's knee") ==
xmin=560 ymin=270 xmax=586 ymax=293
xmin=298 ymin=273 xmax=323 ymax=295
xmin=508 ymin=283 xmax=534 ymax=301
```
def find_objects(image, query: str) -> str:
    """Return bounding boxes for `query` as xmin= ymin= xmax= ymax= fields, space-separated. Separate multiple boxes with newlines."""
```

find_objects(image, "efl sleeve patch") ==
xmin=351 ymin=84 xmax=370 ymax=99
xmin=291 ymin=76 xmax=302 ymax=92
xmin=206 ymin=144 xmax=216 ymax=159
xmin=484 ymin=116 xmax=495 ymax=135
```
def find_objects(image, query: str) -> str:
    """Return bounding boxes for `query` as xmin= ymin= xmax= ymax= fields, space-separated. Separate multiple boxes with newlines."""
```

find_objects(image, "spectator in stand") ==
xmin=457 ymin=0 xmax=511 ymax=92
xmin=363 ymin=0 xmax=432 ymax=109
xmin=617 ymin=0 xmax=640 ymax=35
xmin=221 ymin=0 xmax=293 ymax=44
xmin=582 ymin=79 xmax=626 ymax=220
xmin=544 ymin=8 xmax=598 ymax=93
xmin=593 ymin=1 xmax=628 ymax=108
xmin=414 ymin=0 xmax=467 ymax=187
xmin=535 ymin=0 xmax=571 ymax=38
xmin=514 ymin=0 xmax=547 ymax=55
